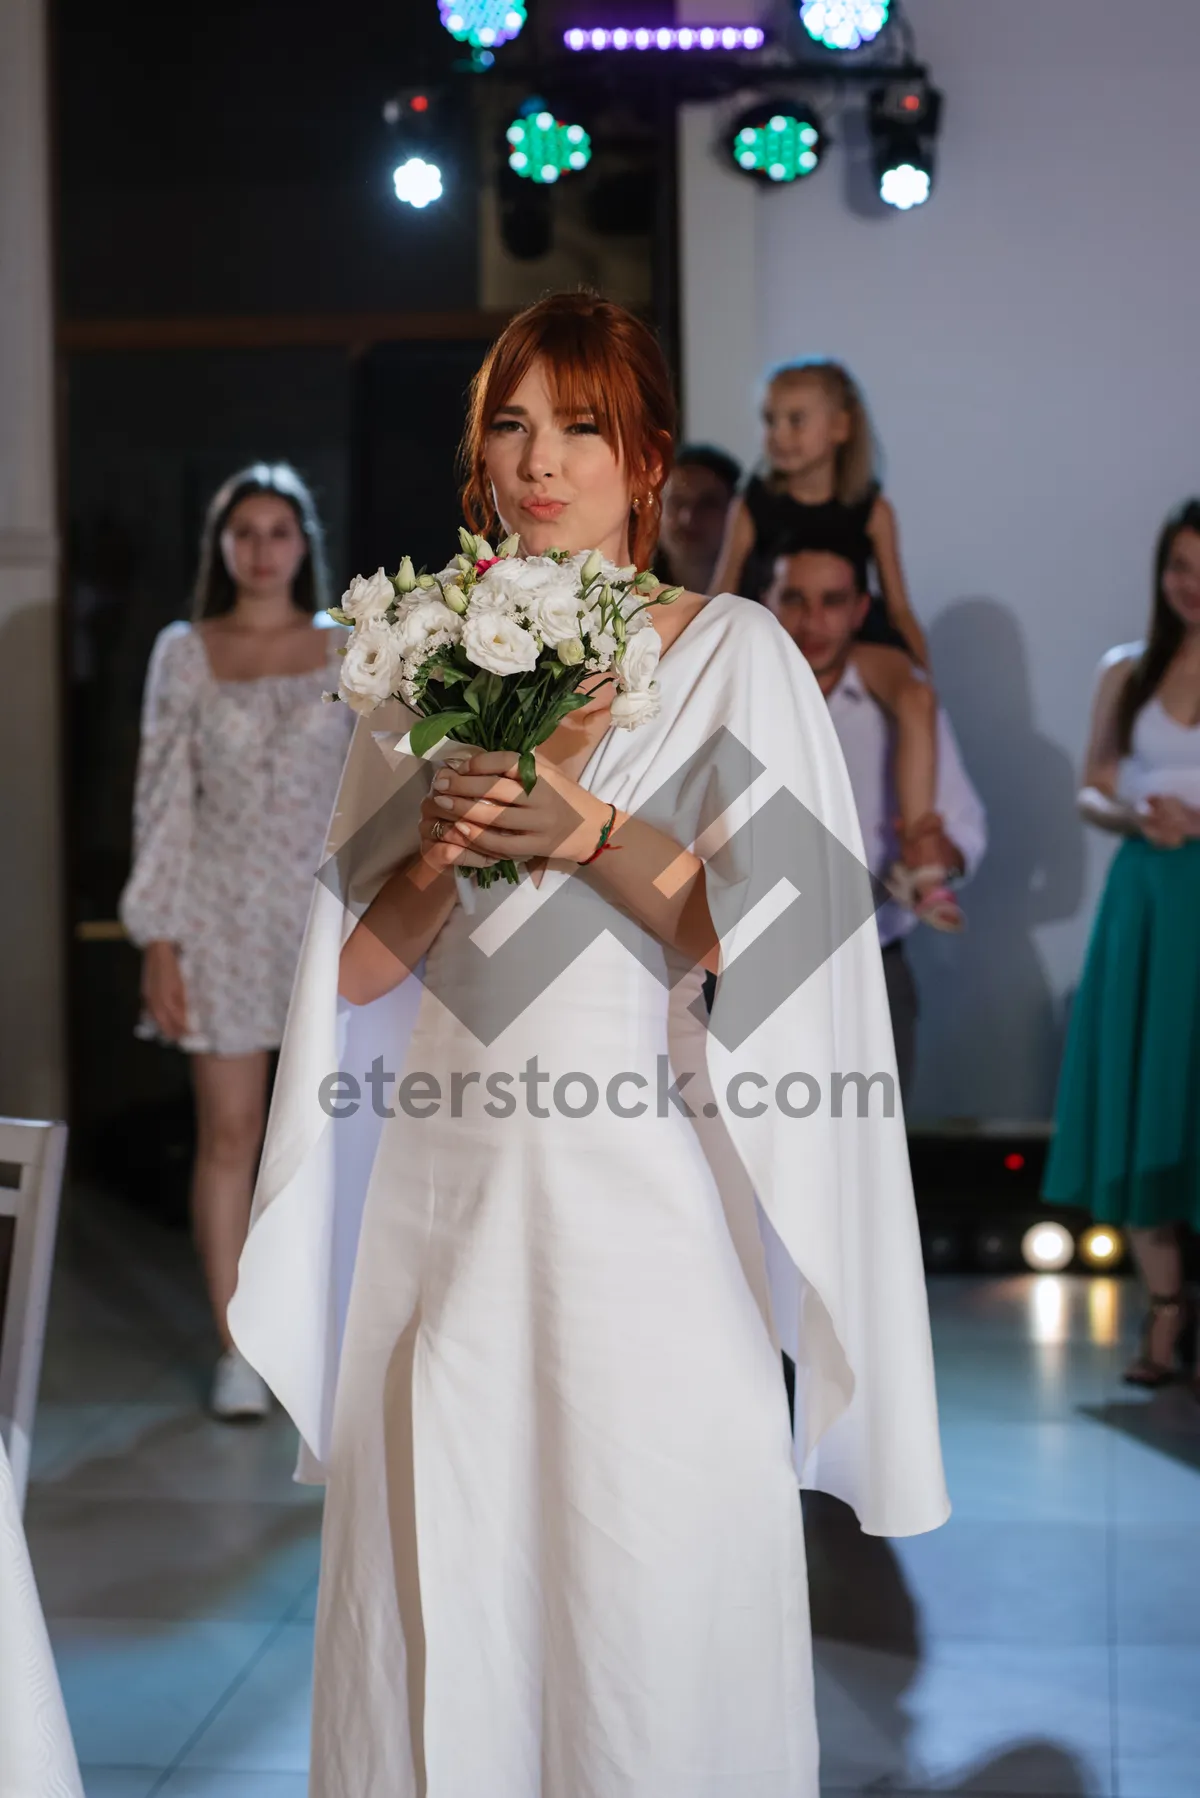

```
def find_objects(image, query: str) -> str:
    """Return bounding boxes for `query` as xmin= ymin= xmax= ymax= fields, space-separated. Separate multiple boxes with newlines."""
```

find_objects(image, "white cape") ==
xmin=229 ymin=592 xmax=949 ymax=1538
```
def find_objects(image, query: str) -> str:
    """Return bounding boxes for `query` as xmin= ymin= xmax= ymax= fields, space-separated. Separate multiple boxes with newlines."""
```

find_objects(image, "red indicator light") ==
xmin=1004 ymin=1152 xmax=1025 ymax=1172
xmin=412 ymin=94 xmax=430 ymax=112
xmin=902 ymin=93 xmax=921 ymax=111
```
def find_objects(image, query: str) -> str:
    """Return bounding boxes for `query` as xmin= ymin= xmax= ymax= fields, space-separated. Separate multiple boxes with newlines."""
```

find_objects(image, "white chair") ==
xmin=0 ymin=1118 xmax=68 ymax=1515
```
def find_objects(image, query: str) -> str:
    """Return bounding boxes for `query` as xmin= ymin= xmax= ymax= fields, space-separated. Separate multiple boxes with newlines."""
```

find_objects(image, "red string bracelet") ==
xmin=580 ymin=802 xmax=621 ymax=866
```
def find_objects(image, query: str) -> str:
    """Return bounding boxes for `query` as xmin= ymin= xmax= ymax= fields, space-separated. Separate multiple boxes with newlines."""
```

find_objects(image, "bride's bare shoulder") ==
xmin=654 ymin=587 xmax=711 ymax=649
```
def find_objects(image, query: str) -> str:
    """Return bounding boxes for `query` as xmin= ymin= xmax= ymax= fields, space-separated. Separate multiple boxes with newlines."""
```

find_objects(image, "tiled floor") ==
xmin=25 ymin=1187 xmax=1200 ymax=1797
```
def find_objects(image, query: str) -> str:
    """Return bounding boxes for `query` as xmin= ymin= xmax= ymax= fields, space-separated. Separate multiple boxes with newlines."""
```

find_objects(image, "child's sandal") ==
xmin=912 ymin=878 xmax=965 ymax=934
xmin=885 ymin=861 xmax=966 ymax=933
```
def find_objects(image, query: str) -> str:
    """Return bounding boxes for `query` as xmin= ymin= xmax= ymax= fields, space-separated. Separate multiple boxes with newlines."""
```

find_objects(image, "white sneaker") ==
xmin=210 ymin=1348 xmax=271 ymax=1421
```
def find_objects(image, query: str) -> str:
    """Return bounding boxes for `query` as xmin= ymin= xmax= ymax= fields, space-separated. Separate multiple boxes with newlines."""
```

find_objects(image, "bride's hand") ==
xmin=417 ymin=757 xmax=505 ymax=873
xmin=426 ymin=750 xmax=610 ymax=865
xmin=1141 ymin=794 xmax=1193 ymax=849
xmin=417 ymin=805 xmax=503 ymax=872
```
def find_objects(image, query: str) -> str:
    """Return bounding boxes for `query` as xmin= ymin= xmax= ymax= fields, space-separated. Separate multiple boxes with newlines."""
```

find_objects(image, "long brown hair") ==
xmin=461 ymin=291 xmax=677 ymax=568
xmin=764 ymin=359 xmax=878 ymax=507
xmin=1115 ymin=498 xmax=1200 ymax=755
xmin=192 ymin=463 xmax=329 ymax=620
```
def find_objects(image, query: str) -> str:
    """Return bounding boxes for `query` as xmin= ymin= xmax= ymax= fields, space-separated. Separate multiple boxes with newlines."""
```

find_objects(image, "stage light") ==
xmin=393 ymin=157 xmax=443 ymax=209
xmin=506 ymin=109 xmax=592 ymax=185
xmin=1020 ymin=1221 xmax=1075 ymax=1273
xmin=1079 ymin=1226 xmax=1126 ymax=1270
xmin=440 ymin=0 xmax=525 ymax=48
xmin=879 ymin=162 xmax=930 ymax=210
xmin=869 ymin=81 xmax=941 ymax=211
xmin=800 ymin=0 xmax=889 ymax=51
xmin=975 ymin=1226 xmax=1018 ymax=1273
xmin=920 ymin=1225 xmax=961 ymax=1272
xmin=563 ymin=24 xmax=765 ymax=51
xmin=726 ymin=101 xmax=825 ymax=185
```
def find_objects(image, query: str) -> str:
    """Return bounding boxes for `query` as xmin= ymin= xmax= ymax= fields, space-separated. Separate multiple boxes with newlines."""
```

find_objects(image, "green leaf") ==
xmin=408 ymin=711 xmax=476 ymax=757
xmin=518 ymin=749 xmax=537 ymax=793
xmin=525 ymin=714 xmax=566 ymax=750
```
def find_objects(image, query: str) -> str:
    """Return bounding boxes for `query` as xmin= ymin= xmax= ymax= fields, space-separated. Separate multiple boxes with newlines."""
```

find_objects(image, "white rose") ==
xmin=462 ymin=612 xmax=540 ymax=677
xmin=340 ymin=567 xmax=394 ymax=625
xmin=614 ymin=626 xmax=661 ymax=693
xmin=339 ymin=618 xmax=404 ymax=715
xmin=526 ymin=586 xmax=585 ymax=646
xmin=395 ymin=595 xmax=462 ymax=658
xmin=610 ymin=684 xmax=661 ymax=730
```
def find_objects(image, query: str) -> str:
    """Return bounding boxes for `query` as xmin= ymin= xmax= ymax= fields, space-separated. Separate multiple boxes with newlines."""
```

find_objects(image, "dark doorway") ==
xmin=65 ymin=333 xmax=498 ymax=1219
xmin=350 ymin=338 xmax=494 ymax=578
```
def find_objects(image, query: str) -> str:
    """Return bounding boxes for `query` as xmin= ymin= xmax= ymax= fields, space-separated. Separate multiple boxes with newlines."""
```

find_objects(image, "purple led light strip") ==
xmin=563 ymin=25 xmax=766 ymax=51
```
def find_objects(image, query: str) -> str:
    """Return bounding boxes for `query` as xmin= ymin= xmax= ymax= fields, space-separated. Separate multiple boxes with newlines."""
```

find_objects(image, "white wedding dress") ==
xmin=0 ymin=1435 xmax=84 ymax=1797
xmin=229 ymin=591 xmax=949 ymax=1798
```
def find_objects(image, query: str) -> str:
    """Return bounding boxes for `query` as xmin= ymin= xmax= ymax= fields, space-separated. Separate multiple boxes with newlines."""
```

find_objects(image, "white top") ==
xmin=118 ymin=618 xmax=355 ymax=1054
xmin=1118 ymin=694 xmax=1200 ymax=808
xmin=826 ymin=658 xmax=988 ymax=948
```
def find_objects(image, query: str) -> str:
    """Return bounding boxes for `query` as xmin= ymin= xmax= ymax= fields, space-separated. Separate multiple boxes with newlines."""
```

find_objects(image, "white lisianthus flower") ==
xmin=395 ymin=596 xmax=463 ymax=658
xmin=580 ymin=605 xmax=618 ymax=668
xmin=393 ymin=556 xmax=418 ymax=595
xmin=562 ymin=548 xmax=623 ymax=587
xmin=462 ymin=612 xmax=539 ymax=677
xmin=340 ymin=567 xmax=395 ymax=625
xmin=466 ymin=565 xmax=523 ymax=615
xmin=526 ymin=586 xmax=585 ymax=647
xmin=474 ymin=555 xmax=562 ymax=619
xmin=557 ymin=637 xmax=585 ymax=667
xmin=619 ymin=588 xmax=659 ymax=632
xmin=614 ymin=625 xmax=662 ymax=693
xmin=339 ymin=618 xmax=404 ymax=715
xmin=610 ymin=684 xmax=661 ymax=729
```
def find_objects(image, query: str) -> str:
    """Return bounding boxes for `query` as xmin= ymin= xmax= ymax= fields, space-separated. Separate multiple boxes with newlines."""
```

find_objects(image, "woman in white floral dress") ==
xmin=120 ymin=464 xmax=354 ymax=1418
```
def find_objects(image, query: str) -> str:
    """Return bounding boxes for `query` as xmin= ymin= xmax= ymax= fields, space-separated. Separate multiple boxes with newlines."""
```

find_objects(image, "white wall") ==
xmin=680 ymin=0 xmax=1200 ymax=1123
xmin=0 ymin=0 xmax=62 ymax=1120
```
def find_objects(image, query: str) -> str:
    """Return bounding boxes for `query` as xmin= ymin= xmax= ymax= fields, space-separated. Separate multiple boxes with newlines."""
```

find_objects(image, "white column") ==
xmin=677 ymin=102 xmax=761 ymax=468
xmin=0 ymin=0 xmax=64 ymax=1119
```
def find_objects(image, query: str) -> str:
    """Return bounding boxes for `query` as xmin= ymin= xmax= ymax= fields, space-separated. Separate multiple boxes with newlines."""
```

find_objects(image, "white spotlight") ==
xmin=393 ymin=158 xmax=444 ymax=209
xmin=879 ymin=162 xmax=931 ymax=210
xmin=1020 ymin=1221 xmax=1075 ymax=1273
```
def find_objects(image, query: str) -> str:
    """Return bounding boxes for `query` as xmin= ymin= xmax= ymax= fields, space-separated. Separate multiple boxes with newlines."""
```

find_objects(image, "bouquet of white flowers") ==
xmin=329 ymin=529 xmax=682 ymax=886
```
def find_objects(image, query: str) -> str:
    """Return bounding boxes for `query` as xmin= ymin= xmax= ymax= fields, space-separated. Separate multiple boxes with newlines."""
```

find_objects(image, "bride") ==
xmin=228 ymin=291 xmax=948 ymax=1797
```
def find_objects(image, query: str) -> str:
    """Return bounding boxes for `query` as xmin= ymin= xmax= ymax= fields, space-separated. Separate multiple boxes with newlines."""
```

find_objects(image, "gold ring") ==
xmin=430 ymin=818 xmax=446 ymax=843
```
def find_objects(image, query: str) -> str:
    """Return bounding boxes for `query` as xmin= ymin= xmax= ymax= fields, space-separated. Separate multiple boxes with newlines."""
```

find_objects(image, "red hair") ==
xmin=461 ymin=291 xmax=677 ymax=568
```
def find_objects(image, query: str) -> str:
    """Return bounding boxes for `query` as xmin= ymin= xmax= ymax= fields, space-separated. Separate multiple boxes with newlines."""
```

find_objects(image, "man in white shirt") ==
xmin=763 ymin=546 xmax=987 ymax=1099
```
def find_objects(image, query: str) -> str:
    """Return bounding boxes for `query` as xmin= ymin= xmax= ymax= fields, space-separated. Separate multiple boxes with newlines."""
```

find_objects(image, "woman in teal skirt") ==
xmin=1043 ymin=499 xmax=1200 ymax=1389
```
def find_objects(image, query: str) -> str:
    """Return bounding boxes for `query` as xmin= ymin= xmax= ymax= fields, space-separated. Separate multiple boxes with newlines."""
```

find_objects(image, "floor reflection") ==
xmin=25 ymin=1197 xmax=1200 ymax=1796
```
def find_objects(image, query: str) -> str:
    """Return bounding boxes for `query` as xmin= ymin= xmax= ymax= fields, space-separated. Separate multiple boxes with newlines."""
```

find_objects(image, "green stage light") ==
xmin=728 ymin=103 xmax=825 ymax=184
xmin=506 ymin=112 xmax=592 ymax=184
xmin=439 ymin=0 xmax=525 ymax=49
